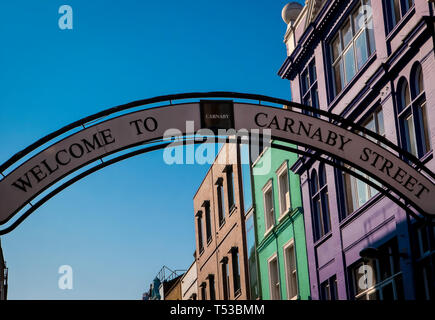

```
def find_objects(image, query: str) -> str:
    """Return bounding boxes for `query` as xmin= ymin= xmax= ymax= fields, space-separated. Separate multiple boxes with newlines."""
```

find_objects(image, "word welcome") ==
xmin=12 ymin=130 xmax=115 ymax=193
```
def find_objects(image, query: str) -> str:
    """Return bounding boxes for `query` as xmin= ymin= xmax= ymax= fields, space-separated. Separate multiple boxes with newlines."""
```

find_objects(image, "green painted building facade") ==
xmin=252 ymin=142 xmax=310 ymax=300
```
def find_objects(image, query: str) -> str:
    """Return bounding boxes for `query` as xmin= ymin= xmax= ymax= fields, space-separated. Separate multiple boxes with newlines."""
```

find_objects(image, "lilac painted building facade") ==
xmin=279 ymin=0 xmax=435 ymax=300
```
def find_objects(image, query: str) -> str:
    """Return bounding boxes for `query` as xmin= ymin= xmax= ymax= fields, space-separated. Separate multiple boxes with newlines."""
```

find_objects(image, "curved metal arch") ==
xmin=0 ymin=137 xmax=430 ymax=236
xmin=0 ymin=92 xmax=434 ymax=234
xmin=1 ymin=92 xmax=433 ymax=179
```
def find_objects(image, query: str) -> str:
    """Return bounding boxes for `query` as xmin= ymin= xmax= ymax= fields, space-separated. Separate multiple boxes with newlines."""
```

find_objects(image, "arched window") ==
xmin=310 ymin=165 xmax=331 ymax=241
xmin=398 ymin=78 xmax=411 ymax=112
xmin=397 ymin=64 xmax=431 ymax=158
xmin=311 ymin=170 xmax=318 ymax=194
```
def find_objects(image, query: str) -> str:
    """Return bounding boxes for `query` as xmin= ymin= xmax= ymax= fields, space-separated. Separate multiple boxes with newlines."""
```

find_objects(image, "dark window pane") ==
xmin=332 ymin=35 xmax=341 ymax=62
xmin=319 ymin=165 xmax=327 ymax=187
xmin=333 ymin=61 xmax=344 ymax=95
xmin=417 ymin=66 xmax=424 ymax=94
xmin=399 ymin=80 xmax=410 ymax=111
xmin=395 ymin=275 xmax=404 ymax=300
xmin=311 ymin=170 xmax=319 ymax=194
xmin=313 ymin=197 xmax=322 ymax=240
xmin=393 ymin=0 xmax=401 ymax=25
xmin=303 ymin=96 xmax=311 ymax=108
xmin=344 ymin=172 xmax=355 ymax=215
xmin=310 ymin=61 xmax=317 ymax=82
xmin=418 ymin=102 xmax=431 ymax=154
xmin=217 ymin=183 xmax=226 ymax=224
xmin=226 ymin=167 xmax=235 ymax=209
xmin=232 ymin=249 xmax=241 ymax=295
xmin=321 ymin=191 xmax=331 ymax=233
xmin=198 ymin=217 xmax=204 ymax=252
xmin=209 ymin=275 xmax=216 ymax=300
xmin=222 ymin=262 xmax=229 ymax=300
xmin=205 ymin=205 xmax=212 ymax=242
xmin=382 ymin=283 xmax=394 ymax=300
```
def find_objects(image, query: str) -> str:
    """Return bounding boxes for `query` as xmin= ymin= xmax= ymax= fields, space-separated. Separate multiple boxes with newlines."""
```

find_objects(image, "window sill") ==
xmin=219 ymin=219 xmax=226 ymax=230
xmin=339 ymin=192 xmax=383 ymax=229
xmin=264 ymin=226 xmax=274 ymax=238
xmin=278 ymin=208 xmax=291 ymax=223
xmin=385 ymin=6 xmax=415 ymax=42
xmin=229 ymin=204 xmax=237 ymax=216
xmin=419 ymin=149 xmax=433 ymax=164
xmin=328 ymin=52 xmax=377 ymax=110
xmin=234 ymin=289 xmax=242 ymax=299
xmin=207 ymin=237 xmax=213 ymax=246
xmin=313 ymin=231 xmax=333 ymax=248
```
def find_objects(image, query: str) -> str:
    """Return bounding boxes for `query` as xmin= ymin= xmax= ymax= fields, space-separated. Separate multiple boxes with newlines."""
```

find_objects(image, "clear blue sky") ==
xmin=0 ymin=0 xmax=304 ymax=299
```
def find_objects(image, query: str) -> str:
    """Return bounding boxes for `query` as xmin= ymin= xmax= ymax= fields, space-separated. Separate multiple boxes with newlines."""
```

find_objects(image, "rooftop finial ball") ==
xmin=282 ymin=2 xmax=303 ymax=24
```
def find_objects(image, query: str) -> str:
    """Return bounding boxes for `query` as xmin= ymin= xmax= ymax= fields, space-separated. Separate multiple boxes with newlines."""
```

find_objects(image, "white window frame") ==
xmin=267 ymin=253 xmax=281 ymax=300
xmin=276 ymin=161 xmax=291 ymax=219
xmin=262 ymin=180 xmax=275 ymax=235
xmin=283 ymin=240 xmax=298 ymax=300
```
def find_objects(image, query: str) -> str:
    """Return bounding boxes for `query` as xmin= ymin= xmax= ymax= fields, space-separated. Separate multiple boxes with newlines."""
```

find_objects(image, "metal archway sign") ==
xmin=0 ymin=92 xmax=433 ymax=234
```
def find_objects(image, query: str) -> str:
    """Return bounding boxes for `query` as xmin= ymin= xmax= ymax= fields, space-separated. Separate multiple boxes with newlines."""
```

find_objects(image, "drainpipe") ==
xmin=248 ymin=140 xmax=263 ymax=300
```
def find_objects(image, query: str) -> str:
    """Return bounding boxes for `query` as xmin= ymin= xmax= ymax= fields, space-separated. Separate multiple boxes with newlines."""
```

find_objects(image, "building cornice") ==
xmin=278 ymin=0 xmax=344 ymax=80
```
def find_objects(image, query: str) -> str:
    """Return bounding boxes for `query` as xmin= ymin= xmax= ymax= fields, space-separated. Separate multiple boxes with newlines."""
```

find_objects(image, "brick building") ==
xmin=193 ymin=142 xmax=250 ymax=300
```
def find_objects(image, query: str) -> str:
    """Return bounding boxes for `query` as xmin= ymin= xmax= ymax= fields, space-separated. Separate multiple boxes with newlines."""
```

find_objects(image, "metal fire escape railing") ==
xmin=156 ymin=265 xmax=185 ymax=283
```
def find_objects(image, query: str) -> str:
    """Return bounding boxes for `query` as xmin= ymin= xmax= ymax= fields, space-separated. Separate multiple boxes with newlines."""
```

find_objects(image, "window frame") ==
xmin=224 ymin=165 xmax=236 ymax=213
xmin=349 ymin=239 xmax=404 ymax=300
xmin=300 ymin=59 xmax=319 ymax=117
xmin=267 ymin=253 xmax=281 ymax=300
xmin=203 ymin=201 xmax=213 ymax=245
xmin=310 ymin=165 xmax=331 ymax=242
xmin=276 ymin=161 xmax=291 ymax=219
xmin=283 ymin=240 xmax=299 ymax=300
xmin=208 ymin=274 xmax=216 ymax=300
xmin=262 ymin=180 xmax=275 ymax=235
xmin=200 ymin=282 xmax=207 ymax=300
xmin=320 ymin=275 xmax=338 ymax=300
xmin=384 ymin=0 xmax=415 ymax=34
xmin=196 ymin=210 xmax=204 ymax=254
xmin=396 ymin=65 xmax=431 ymax=159
xmin=221 ymin=257 xmax=230 ymax=300
xmin=231 ymin=247 xmax=241 ymax=297
xmin=341 ymin=107 xmax=384 ymax=217
xmin=216 ymin=177 xmax=226 ymax=227
xmin=329 ymin=0 xmax=375 ymax=98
